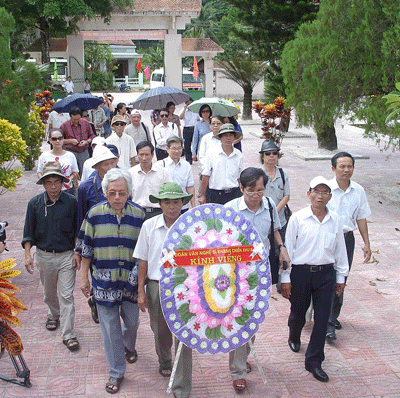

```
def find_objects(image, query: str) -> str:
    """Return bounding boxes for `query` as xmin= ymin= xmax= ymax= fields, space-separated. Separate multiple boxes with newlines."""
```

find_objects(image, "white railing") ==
xmin=113 ymin=74 xmax=143 ymax=89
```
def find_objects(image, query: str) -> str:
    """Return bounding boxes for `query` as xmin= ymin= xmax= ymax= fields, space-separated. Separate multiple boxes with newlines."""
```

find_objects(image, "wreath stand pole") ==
xmin=0 ymin=346 xmax=32 ymax=388
xmin=166 ymin=340 xmax=183 ymax=394
xmin=248 ymin=338 xmax=267 ymax=384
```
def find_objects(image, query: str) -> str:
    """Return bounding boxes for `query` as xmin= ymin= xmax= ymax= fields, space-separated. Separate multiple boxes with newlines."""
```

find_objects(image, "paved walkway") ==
xmin=1 ymin=114 xmax=400 ymax=397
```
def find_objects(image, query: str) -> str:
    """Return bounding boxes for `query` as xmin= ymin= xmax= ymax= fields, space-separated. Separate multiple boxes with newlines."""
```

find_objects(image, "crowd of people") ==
xmin=21 ymin=95 xmax=371 ymax=397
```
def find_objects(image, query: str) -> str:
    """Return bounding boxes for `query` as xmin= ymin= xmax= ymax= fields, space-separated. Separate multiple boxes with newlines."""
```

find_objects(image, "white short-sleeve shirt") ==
xmin=106 ymin=132 xmax=137 ymax=170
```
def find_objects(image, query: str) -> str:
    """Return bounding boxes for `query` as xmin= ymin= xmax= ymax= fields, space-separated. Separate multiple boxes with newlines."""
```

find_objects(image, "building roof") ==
xmin=182 ymin=38 xmax=224 ymax=53
xmin=117 ymin=0 xmax=201 ymax=14
xmin=25 ymin=38 xmax=67 ymax=53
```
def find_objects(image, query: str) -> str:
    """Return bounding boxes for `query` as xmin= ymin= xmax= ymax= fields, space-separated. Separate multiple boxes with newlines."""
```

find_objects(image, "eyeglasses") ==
xmin=113 ymin=122 xmax=125 ymax=126
xmin=160 ymin=114 xmax=169 ymax=118
xmin=201 ymin=109 xmax=211 ymax=113
xmin=44 ymin=180 xmax=62 ymax=187
xmin=50 ymin=136 xmax=64 ymax=141
xmin=107 ymin=191 xmax=129 ymax=197
xmin=264 ymin=151 xmax=279 ymax=156
xmin=169 ymin=147 xmax=182 ymax=151
xmin=244 ymin=189 xmax=265 ymax=197
xmin=311 ymin=189 xmax=331 ymax=196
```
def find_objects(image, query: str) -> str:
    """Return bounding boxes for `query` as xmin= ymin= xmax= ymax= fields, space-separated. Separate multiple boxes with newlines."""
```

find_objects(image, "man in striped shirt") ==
xmin=78 ymin=168 xmax=145 ymax=394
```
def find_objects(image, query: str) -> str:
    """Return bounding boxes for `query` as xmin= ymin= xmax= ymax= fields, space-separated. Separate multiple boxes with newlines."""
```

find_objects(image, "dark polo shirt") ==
xmin=22 ymin=191 xmax=78 ymax=252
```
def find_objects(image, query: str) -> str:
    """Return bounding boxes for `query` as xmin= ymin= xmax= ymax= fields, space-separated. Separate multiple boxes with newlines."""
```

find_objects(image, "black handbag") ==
xmin=267 ymin=197 xmax=279 ymax=285
xmin=278 ymin=167 xmax=292 ymax=221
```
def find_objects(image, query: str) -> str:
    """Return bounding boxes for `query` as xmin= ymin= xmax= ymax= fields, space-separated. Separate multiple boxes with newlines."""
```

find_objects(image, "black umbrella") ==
xmin=51 ymin=93 xmax=103 ymax=113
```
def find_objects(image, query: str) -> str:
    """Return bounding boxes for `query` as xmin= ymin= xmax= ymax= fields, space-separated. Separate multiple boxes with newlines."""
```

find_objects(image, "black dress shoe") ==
xmin=334 ymin=320 xmax=342 ymax=330
xmin=305 ymin=365 xmax=329 ymax=382
xmin=288 ymin=340 xmax=300 ymax=352
xmin=326 ymin=331 xmax=336 ymax=341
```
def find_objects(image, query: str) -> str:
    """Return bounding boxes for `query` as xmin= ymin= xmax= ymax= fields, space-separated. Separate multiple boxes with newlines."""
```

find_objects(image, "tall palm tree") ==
xmin=219 ymin=56 xmax=267 ymax=120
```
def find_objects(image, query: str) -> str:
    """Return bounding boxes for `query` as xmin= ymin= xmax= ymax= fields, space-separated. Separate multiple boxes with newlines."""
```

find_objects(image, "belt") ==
xmin=210 ymin=187 xmax=238 ymax=194
xmin=292 ymin=263 xmax=333 ymax=272
xmin=144 ymin=207 xmax=160 ymax=213
xmin=344 ymin=231 xmax=354 ymax=237
xmin=38 ymin=248 xmax=71 ymax=254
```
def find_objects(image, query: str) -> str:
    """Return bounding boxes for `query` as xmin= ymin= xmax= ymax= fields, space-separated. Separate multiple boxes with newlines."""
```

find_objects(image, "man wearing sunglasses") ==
xmin=153 ymin=108 xmax=179 ymax=160
xmin=106 ymin=115 xmax=137 ymax=170
xmin=79 ymin=168 xmax=145 ymax=394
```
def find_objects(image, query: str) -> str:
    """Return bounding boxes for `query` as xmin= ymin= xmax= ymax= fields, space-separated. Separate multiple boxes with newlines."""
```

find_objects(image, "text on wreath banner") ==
xmin=163 ymin=245 xmax=262 ymax=268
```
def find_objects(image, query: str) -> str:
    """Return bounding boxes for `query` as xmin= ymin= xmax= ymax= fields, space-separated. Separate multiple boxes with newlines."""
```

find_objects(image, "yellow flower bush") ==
xmin=0 ymin=119 xmax=27 ymax=194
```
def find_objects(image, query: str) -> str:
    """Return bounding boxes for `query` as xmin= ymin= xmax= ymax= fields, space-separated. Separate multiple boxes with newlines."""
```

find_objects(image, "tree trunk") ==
xmin=39 ymin=17 xmax=50 ymax=64
xmin=242 ymin=87 xmax=253 ymax=120
xmin=314 ymin=119 xmax=337 ymax=150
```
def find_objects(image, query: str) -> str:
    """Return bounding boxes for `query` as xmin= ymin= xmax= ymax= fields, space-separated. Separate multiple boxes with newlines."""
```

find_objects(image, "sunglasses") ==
xmin=160 ymin=114 xmax=169 ymax=118
xmin=51 ymin=136 xmax=63 ymax=141
xmin=264 ymin=151 xmax=279 ymax=156
xmin=113 ymin=122 xmax=125 ymax=126
xmin=201 ymin=109 xmax=211 ymax=113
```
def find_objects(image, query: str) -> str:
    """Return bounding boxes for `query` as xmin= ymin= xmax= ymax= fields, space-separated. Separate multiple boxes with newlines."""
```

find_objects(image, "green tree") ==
xmin=0 ymin=8 xmax=43 ymax=140
xmin=0 ymin=0 xmax=132 ymax=63
xmin=218 ymin=56 xmax=267 ymax=120
xmin=137 ymin=45 xmax=164 ymax=70
xmin=221 ymin=0 xmax=319 ymax=60
xmin=85 ymin=41 xmax=115 ymax=91
xmin=281 ymin=0 xmax=400 ymax=150
xmin=0 ymin=119 xmax=27 ymax=194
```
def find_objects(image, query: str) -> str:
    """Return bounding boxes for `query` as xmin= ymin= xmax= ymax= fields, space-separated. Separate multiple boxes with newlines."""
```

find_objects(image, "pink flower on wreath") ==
xmin=184 ymin=229 xmax=251 ymax=329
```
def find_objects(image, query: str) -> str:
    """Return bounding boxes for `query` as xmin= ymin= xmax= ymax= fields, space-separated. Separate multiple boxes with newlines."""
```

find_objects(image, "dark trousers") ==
xmin=327 ymin=232 xmax=355 ymax=332
xmin=288 ymin=264 xmax=336 ymax=367
xmin=208 ymin=187 xmax=241 ymax=205
xmin=183 ymin=126 xmax=194 ymax=164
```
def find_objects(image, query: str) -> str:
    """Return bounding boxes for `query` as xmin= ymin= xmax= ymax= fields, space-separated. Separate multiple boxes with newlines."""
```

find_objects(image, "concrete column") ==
xmin=128 ymin=58 xmax=135 ymax=77
xmin=66 ymin=34 xmax=85 ymax=93
xmin=164 ymin=32 xmax=182 ymax=89
xmin=204 ymin=56 xmax=214 ymax=98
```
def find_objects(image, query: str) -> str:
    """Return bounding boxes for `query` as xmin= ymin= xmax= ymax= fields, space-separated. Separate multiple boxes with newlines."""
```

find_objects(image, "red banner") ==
xmin=164 ymin=245 xmax=261 ymax=268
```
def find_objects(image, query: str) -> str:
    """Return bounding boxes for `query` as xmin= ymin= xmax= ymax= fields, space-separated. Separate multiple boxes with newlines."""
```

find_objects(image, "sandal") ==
xmin=246 ymin=361 xmax=252 ymax=374
xmin=105 ymin=376 xmax=124 ymax=394
xmin=233 ymin=378 xmax=246 ymax=391
xmin=63 ymin=337 xmax=80 ymax=352
xmin=88 ymin=296 xmax=99 ymax=324
xmin=46 ymin=318 xmax=59 ymax=331
xmin=124 ymin=347 xmax=138 ymax=364
xmin=159 ymin=366 xmax=172 ymax=377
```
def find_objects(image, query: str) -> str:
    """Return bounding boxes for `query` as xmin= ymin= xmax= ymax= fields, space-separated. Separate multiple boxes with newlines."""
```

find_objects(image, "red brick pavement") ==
xmin=1 ymin=118 xmax=400 ymax=397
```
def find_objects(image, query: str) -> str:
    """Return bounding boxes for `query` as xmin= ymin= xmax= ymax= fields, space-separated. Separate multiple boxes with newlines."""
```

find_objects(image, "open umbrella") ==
xmin=128 ymin=86 xmax=191 ymax=110
xmin=51 ymin=93 xmax=103 ymax=113
xmin=188 ymin=97 xmax=240 ymax=117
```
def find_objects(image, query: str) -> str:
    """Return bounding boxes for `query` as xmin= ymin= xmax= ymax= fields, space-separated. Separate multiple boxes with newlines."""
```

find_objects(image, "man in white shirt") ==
xmin=133 ymin=183 xmax=193 ymax=396
xmin=106 ymin=115 xmax=136 ymax=170
xmin=124 ymin=109 xmax=151 ymax=146
xmin=157 ymin=136 xmax=195 ymax=210
xmin=62 ymin=76 xmax=74 ymax=94
xmin=199 ymin=123 xmax=243 ymax=205
xmin=225 ymin=167 xmax=290 ymax=392
xmin=129 ymin=141 xmax=171 ymax=219
xmin=179 ymin=98 xmax=200 ymax=164
xmin=48 ymin=109 xmax=69 ymax=130
xmin=326 ymin=152 xmax=371 ymax=340
xmin=153 ymin=108 xmax=179 ymax=160
xmin=282 ymin=176 xmax=349 ymax=383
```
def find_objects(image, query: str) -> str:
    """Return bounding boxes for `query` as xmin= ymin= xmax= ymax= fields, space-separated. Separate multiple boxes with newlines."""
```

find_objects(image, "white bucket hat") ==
xmin=91 ymin=145 xmax=117 ymax=167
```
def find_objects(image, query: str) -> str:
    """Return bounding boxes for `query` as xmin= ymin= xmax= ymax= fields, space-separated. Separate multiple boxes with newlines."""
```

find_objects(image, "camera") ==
xmin=0 ymin=221 xmax=8 ymax=251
